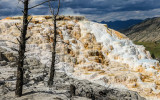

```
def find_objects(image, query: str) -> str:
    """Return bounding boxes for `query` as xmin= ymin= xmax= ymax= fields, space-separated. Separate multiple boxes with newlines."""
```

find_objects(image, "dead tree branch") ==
xmin=28 ymin=0 xmax=56 ymax=10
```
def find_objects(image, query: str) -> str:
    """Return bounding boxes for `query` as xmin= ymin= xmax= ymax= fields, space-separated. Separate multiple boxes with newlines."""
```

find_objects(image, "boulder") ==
xmin=72 ymin=79 xmax=146 ymax=100
xmin=53 ymin=71 xmax=146 ymax=100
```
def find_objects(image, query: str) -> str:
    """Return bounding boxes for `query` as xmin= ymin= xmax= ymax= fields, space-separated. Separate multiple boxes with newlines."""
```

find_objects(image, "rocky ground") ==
xmin=0 ymin=47 xmax=146 ymax=100
xmin=0 ymin=47 xmax=90 ymax=100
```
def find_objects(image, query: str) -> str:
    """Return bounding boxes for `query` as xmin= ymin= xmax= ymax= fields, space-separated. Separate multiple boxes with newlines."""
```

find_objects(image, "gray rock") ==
xmin=55 ymin=84 xmax=71 ymax=90
xmin=71 ymin=96 xmax=91 ymax=100
xmin=2 ymin=86 xmax=9 ymax=94
xmin=53 ymin=72 xmax=146 ymax=100
xmin=9 ymin=62 xmax=17 ymax=67
xmin=0 ymin=61 xmax=7 ymax=66
xmin=26 ymin=58 xmax=40 ymax=66
xmin=0 ymin=47 xmax=7 ymax=52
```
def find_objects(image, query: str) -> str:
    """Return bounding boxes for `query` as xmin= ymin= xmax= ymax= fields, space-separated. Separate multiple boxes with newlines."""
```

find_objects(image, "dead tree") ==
xmin=48 ymin=0 xmax=61 ymax=86
xmin=15 ymin=0 xmax=29 ymax=97
xmin=15 ymin=0 xmax=54 ymax=97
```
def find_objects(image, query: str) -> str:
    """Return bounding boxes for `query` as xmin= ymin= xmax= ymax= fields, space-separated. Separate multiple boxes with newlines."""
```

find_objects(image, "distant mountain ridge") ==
xmin=98 ymin=19 xmax=143 ymax=31
xmin=121 ymin=17 xmax=160 ymax=42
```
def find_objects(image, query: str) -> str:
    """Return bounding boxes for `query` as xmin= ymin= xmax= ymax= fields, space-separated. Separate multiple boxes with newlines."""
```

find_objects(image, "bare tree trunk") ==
xmin=15 ymin=0 xmax=56 ymax=96
xmin=48 ymin=16 xmax=57 ymax=86
xmin=48 ymin=0 xmax=60 ymax=86
xmin=15 ymin=0 xmax=29 ymax=97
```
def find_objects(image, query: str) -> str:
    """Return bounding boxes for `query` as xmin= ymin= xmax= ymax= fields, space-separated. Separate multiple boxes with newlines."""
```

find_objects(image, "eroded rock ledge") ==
xmin=54 ymin=71 xmax=146 ymax=100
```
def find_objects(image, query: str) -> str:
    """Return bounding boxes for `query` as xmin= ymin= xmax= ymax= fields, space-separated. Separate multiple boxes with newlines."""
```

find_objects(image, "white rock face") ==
xmin=0 ymin=16 xmax=160 ymax=99
xmin=79 ymin=21 xmax=159 ymax=72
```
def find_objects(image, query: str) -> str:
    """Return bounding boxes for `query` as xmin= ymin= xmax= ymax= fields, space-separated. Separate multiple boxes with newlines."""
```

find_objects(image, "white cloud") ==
xmin=85 ymin=8 xmax=160 ymax=22
xmin=0 ymin=0 xmax=160 ymax=22
xmin=63 ymin=0 xmax=73 ymax=2
xmin=60 ymin=8 xmax=81 ymax=16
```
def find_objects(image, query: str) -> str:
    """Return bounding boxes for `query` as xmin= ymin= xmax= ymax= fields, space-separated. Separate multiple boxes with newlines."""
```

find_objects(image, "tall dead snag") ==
xmin=15 ymin=0 xmax=54 ymax=97
xmin=48 ymin=0 xmax=60 ymax=86
xmin=15 ymin=0 xmax=29 ymax=97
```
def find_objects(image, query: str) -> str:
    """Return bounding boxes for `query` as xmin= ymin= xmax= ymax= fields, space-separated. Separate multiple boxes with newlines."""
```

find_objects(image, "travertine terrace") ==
xmin=0 ymin=16 xmax=160 ymax=99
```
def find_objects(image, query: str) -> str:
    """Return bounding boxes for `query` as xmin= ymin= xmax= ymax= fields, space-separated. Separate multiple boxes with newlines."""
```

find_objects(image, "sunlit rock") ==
xmin=0 ymin=15 xmax=160 ymax=99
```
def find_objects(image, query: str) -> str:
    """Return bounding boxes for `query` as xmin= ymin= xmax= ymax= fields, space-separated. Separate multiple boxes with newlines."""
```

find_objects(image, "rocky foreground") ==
xmin=0 ymin=47 xmax=90 ymax=100
xmin=0 ymin=16 xmax=160 ymax=99
xmin=0 ymin=47 xmax=145 ymax=100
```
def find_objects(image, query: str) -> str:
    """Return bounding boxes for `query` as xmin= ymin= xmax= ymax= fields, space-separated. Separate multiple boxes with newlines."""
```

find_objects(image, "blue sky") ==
xmin=0 ymin=0 xmax=160 ymax=21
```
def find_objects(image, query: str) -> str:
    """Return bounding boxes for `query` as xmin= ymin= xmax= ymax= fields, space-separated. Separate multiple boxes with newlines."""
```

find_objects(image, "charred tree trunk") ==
xmin=15 ymin=0 xmax=29 ymax=97
xmin=15 ymin=0 xmax=55 ymax=96
xmin=48 ymin=16 xmax=57 ymax=86
xmin=48 ymin=0 xmax=60 ymax=87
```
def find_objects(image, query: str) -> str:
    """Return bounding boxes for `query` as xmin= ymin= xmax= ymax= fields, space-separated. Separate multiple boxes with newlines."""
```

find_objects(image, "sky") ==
xmin=0 ymin=0 xmax=160 ymax=22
